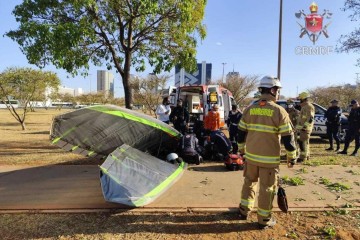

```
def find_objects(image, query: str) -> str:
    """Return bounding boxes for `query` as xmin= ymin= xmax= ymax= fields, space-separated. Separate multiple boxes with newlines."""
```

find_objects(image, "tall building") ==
xmin=226 ymin=71 xmax=240 ymax=82
xmin=175 ymin=61 xmax=212 ymax=86
xmin=97 ymin=70 xmax=114 ymax=97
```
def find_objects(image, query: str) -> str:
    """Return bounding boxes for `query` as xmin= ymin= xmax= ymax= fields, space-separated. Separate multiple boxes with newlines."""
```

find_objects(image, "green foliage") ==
xmin=296 ymin=167 xmax=308 ymax=174
xmin=286 ymin=231 xmax=298 ymax=239
xmin=346 ymin=170 xmax=360 ymax=175
xmin=6 ymin=0 xmax=207 ymax=108
xmin=322 ymin=226 xmax=336 ymax=238
xmin=281 ymin=176 xmax=305 ymax=186
xmin=0 ymin=67 xmax=60 ymax=130
xmin=319 ymin=177 xmax=351 ymax=192
xmin=319 ymin=177 xmax=331 ymax=185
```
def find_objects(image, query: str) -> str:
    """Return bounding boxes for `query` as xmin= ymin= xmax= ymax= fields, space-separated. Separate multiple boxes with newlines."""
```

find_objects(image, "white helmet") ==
xmin=166 ymin=153 xmax=179 ymax=163
xmin=258 ymin=76 xmax=282 ymax=89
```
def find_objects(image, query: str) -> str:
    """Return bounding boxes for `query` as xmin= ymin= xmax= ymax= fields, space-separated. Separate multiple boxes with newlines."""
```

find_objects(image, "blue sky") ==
xmin=0 ymin=0 xmax=359 ymax=98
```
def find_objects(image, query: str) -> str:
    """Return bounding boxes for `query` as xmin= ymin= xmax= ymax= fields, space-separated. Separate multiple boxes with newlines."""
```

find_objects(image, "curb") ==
xmin=0 ymin=207 xmax=358 ymax=214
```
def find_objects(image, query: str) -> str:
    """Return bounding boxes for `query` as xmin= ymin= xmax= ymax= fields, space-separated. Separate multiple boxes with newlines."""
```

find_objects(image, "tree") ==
xmin=0 ymin=67 xmax=60 ymax=130
xmin=308 ymin=84 xmax=358 ymax=110
xmin=6 ymin=0 xmax=207 ymax=109
xmin=50 ymin=92 xmax=76 ymax=110
xmin=338 ymin=0 xmax=360 ymax=65
xmin=219 ymin=75 xmax=259 ymax=105
xmin=133 ymin=74 xmax=169 ymax=116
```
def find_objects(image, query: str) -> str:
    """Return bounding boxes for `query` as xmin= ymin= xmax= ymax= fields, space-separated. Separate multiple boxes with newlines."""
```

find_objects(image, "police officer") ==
xmin=237 ymin=76 xmax=296 ymax=229
xmin=169 ymin=99 xmax=189 ymax=134
xmin=325 ymin=99 xmax=341 ymax=151
xmin=286 ymin=99 xmax=300 ymax=128
xmin=296 ymin=92 xmax=315 ymax=162
xmin=338 ymin=100 xmax=360 ymax=156
xmin=227 ymin=104 xmax=242 ymax=153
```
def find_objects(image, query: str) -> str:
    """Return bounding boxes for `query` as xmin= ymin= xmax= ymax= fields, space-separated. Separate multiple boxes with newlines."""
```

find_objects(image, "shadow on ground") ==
xmin=0 ymin=213 xmax=260 ymax=239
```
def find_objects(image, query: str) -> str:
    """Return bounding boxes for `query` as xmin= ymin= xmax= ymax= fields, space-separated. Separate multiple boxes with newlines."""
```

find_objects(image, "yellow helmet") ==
xmin=298 ymin=92 xmax=310 ymax=100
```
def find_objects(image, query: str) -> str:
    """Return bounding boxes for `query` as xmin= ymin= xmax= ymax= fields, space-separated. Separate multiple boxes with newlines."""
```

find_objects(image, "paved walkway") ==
xmin=0 ymin=163 xmax=359 ymax=212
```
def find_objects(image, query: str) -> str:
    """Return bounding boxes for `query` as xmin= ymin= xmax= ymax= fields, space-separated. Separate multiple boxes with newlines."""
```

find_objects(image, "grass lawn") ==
xmin=0 ymin=108 xmax=359 ymax=239
xmin=0 ymin=108 xmax=94 ymax=165
xmin=1 ymin=108 xmax=359 ymax=166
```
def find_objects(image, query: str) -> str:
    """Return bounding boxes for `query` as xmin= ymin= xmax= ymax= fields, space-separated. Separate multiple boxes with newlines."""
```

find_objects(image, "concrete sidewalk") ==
xmin=0 ymin=163 xmax=359 ymax=212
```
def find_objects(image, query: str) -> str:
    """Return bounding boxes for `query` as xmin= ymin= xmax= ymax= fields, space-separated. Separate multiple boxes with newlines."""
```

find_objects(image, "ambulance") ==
xmin=175 ymin=85 xmax=236 ymax=128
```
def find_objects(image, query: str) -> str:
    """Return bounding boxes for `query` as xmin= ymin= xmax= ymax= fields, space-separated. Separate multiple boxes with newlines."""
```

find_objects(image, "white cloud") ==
xmin=216 ymin=42 xmax=223 ymax=46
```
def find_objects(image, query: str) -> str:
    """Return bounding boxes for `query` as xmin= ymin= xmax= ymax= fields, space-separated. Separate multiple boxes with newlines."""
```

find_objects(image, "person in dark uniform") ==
xmin=226 ymin=104 xmax=242 ymax=153
xmin=170 ymin=99 xmax=189 ymax=134
xmin=338 ymin=100 xmax=360 ymax=156
xmin=324 ymin=99 xmax=342 ymax=151
xmin=209 ymin=130 xmax=232 ymax=160
xmin=178 ymin=126 xmax=203 ymax=165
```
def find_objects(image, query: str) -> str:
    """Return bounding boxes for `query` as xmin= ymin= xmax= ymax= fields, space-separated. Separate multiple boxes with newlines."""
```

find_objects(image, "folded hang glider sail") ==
xmin=50 ymin=105 xmax=182 ymax=159
xmin=100 ymin=144 xmax=186 ymax=206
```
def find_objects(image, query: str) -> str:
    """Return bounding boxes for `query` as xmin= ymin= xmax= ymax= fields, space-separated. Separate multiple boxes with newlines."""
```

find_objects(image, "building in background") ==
xmin=226 ymin=71 xmax=240 ymax=83
xmin=175 ymin=61 xmax=212 ymax=86
xmin=97 ymin=70 xmax=114 ymax=97
xmin=58 ymin=86 xmax=75 ymax=96
xmin=74 ymin=88 xmax=83 ymax=97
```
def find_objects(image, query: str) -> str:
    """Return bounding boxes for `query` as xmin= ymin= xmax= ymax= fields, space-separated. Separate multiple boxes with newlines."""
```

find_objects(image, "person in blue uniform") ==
xmin=324 ymin=99 xmax=342 ymax=151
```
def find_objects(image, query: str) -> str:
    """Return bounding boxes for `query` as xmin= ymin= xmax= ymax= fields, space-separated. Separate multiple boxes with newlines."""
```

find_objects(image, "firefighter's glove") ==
xmin=277 ymin=186 xmax=289 ymax=213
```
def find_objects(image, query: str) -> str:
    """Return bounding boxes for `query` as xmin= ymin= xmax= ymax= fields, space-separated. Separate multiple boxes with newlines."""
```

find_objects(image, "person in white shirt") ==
xmin=156 ymin=97 xmax=171 ymax=124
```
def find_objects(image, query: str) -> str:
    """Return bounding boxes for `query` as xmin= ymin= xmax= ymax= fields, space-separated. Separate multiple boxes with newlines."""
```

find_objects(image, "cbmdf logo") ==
xmin=295 ymin=2 xmax=332 ymax=45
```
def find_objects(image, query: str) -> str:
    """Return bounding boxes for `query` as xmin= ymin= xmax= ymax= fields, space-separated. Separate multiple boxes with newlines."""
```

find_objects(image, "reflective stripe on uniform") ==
xmin=245 ymin=151 xmax=280 ymax=164
xmin=238 ymin=120 xmax=247 ymax=130
xmin=246 ymin=123 xmax=278 ymax=133
xmin=241 ymin=198 xmax=255 ymax=208
xmin=286 ymin=150 xmax=297 ymax=159
xmin=257 ymin=207 xmax=271 ymax=217
xmin=238 ymin=143 xmax=245 ymax=149
xmin=278 ymin=123 xmax=292 ymax=133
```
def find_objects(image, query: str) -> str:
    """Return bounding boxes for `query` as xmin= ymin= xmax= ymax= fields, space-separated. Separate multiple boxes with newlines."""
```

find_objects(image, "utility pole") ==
xmin=222 ymin=62 xmax=227 ymax=83
xmin=277 ymin=0 xmax=283 ymax=80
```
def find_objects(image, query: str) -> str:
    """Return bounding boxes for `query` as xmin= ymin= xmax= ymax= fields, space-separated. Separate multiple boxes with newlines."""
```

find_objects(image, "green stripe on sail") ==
xmin=133 ymin=161 xmax=186 ymax=207
xmin=99 ymin=166 xmax=122 ymax=185
xmin=52 ymin=126 xmax=76 ymax=144
xmin=89 ymin=106 xmax=180 ymax=138
xmin=71 ymin=145 xmax=79 ymax=151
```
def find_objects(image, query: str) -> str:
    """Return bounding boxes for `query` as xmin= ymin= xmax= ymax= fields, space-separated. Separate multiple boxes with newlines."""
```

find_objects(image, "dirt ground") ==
xmin=1 ymin=108 xmax=360 ymax=239
xmin=0 ymin=211 xmax=359 ymax=240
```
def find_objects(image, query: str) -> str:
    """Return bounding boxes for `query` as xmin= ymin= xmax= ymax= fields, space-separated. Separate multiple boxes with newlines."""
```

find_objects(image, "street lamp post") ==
xmin=89 ymin=74 xmax=92 ymax=93
xmin=277 ymin=0 xmax=283 ymax=80
xmin=222 ymin=62 xmax=227 ymax=83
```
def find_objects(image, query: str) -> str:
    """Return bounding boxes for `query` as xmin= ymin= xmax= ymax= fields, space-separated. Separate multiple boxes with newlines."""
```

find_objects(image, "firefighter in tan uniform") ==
xmin=286 ymin=99 xmax=300 ymax=128
xmin=296 ymin=92 xmax=315 ymax=162
xmin=237 ymin=76 xmax=297 ymax=229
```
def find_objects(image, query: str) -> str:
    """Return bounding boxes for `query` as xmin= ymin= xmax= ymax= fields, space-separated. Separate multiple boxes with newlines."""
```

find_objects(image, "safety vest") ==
xmin=204 ymin=111 xmax=220 ymax=131
xmin=238 ymin=96 xmax=294 ymax=168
